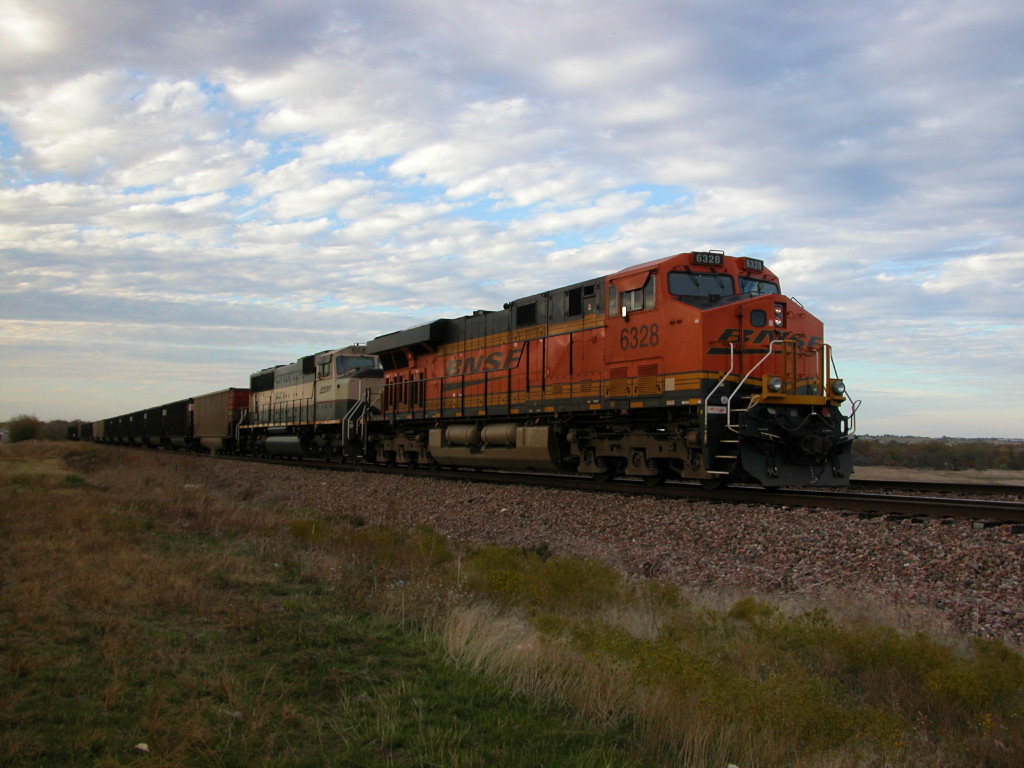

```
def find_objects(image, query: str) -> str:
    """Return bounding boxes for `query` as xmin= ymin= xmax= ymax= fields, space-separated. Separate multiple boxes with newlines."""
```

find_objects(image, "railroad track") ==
xmin=850 ymin=477 xmax=1023 ymax=497
xmin=99 ymin=444 xmax=1024 ymax=524
xmin=208 ymin=452 xmax=1024 ymax=525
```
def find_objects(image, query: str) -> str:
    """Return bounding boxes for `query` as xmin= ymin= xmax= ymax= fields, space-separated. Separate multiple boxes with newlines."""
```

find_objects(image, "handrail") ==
xmin=731 ymin=339 xmax=788 ymax=400
xmin=723 ymin=339 xmax=789 ymax=432
xmin=341 ymin=382 xmax=359 ymax=441
xmin=250 ymin=397 xmax=314 ymax=427
xmin=704 ymin=344 xmax=737 ymax=415
xmin=706 ymin=339 xmax=827 ymax=435
xmin=825 ymin=345 xmax=860 ymax=432
xmin=344 ymin=380 xmax=382 ymax=443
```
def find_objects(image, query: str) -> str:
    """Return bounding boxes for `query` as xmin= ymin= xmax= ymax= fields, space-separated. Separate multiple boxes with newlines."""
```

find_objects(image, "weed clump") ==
xmin=464 ymin=544 xmax=623 ymax=612
xmin=727 ymin=595 xmax=777 ymax=622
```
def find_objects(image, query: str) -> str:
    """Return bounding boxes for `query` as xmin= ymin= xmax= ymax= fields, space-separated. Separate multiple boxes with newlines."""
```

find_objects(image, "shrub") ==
xmin=727 ymin=596 xmax=777 ymax=623
xmin=7 ymin=414 xmax=43 ymax=442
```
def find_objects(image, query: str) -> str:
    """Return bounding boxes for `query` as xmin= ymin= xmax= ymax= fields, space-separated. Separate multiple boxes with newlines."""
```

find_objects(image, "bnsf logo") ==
xmin=445 ymin=347 xmax=524 ymax=376
xmin=716 ymin=329 xmax=824 ymax=349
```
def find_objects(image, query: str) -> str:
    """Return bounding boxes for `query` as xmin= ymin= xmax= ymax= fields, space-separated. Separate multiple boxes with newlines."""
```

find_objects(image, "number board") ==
xmin=743 ymin=258 xmax=764 ymax=271
xmin=692 ymin=252 xmax=723 ymax=266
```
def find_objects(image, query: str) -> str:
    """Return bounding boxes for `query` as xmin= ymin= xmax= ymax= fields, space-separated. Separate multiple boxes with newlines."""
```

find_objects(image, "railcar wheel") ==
xmin=700 ymin=477 xmax=729 ymax=490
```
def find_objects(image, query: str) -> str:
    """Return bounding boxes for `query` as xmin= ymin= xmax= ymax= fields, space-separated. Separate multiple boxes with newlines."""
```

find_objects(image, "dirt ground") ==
xmin=853 ymin=465 xmax=1024 ymax=485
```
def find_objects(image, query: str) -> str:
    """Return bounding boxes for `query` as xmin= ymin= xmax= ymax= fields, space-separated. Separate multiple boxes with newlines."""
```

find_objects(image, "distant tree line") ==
xmin=853 ymin=437 xmax=1024 ymax=470
xmin=1 ymin=415 xmax=76 ymax=443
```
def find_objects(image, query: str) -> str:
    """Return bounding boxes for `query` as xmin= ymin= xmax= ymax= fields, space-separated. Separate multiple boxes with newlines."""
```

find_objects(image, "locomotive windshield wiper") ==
xmin=682 ymin=266 xmax=701 ymax=291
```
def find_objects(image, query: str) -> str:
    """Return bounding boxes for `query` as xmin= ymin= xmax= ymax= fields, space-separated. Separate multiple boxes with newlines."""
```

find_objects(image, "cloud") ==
xmin=1 ymin=0 xmax=1023 ymax=436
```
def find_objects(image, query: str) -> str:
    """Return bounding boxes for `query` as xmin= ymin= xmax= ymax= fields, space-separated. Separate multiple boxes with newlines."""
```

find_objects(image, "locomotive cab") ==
xmin=313 ymin=346 xmax=384 ymax=460
xmin=604 ymin=251 xmax=855 ymax=487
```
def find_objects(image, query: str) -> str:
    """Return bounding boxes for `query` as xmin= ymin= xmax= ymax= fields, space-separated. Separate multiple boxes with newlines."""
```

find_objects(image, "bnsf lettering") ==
xmin=715 ymin=329 xmax=822 ymax=350
xmin=445 ymin=347 xmax=524 ymax=376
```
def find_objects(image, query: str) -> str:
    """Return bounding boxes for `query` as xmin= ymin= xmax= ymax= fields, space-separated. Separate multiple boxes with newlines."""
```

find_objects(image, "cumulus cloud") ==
xmin=1 ymin=0 xmax=1023 ymax=436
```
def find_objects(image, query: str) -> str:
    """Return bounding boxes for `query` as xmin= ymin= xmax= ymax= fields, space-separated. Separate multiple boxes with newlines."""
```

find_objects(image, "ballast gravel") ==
xmin=207 ymin=459 xmax=1023 ymax=649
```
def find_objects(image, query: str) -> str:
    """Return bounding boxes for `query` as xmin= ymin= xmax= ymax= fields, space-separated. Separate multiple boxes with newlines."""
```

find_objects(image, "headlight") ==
xmin=767 ymin=377 xmax=784 ymax=393
xmin=830 ymin=379 xmax=846 ymax=396
xmin=773 ymin=302 xmax=785 ymax=327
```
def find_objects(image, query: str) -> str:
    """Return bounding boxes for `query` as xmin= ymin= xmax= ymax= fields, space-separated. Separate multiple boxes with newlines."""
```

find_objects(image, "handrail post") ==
xmin=703 ymin=343 xmax=735 ymax=446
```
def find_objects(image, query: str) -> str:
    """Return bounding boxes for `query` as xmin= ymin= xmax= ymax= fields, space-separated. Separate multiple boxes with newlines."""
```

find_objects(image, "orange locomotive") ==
xmin=363 ymin=250 xmax=856 ymax=487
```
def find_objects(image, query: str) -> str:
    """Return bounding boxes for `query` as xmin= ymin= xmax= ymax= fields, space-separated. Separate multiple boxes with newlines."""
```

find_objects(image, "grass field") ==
xmin=2 ymin=441 xmax=1022 ymax=767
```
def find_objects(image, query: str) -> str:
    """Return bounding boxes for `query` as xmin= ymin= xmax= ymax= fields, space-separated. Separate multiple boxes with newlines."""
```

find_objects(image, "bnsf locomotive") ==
xmin=78 ymin=251 xmax=857 ymax=488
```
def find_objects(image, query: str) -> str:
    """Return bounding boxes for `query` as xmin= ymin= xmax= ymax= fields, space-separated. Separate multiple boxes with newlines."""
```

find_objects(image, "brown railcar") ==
xmin=193 ymin=388 xmax=249 ymax=453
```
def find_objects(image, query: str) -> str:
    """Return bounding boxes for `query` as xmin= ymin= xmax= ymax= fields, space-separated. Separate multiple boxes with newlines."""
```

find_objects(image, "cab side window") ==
xmin=621 ymin=275 xmax=656 ymax=312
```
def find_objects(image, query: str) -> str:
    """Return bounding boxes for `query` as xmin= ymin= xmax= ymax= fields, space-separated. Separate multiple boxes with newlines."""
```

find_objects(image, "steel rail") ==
xmin=211 ymin=452 xmax=1024 ymax=524
xmin=850 ymin=478 xmax=1024 ymax=497
xmin=104 ymin=445 xmax=1024 ymax=524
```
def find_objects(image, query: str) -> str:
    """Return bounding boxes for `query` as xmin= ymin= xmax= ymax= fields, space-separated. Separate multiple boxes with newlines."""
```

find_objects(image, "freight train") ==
xmin=72 ymin=251 xmax=858 ymax=487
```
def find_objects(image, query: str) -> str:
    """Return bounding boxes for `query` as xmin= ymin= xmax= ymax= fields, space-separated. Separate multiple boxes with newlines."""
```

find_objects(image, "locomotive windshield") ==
xmin=667 ymin=271 xmax=734 ymax=298
xmin=738 ymin=277 xmax=780 ymax=295
xmin=336 ymin=355 xmax=376 ymax=376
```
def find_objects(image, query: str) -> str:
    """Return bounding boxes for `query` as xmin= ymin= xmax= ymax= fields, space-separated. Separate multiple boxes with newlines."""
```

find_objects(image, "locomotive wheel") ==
xmin=700 ymin=476 xmax=729 ymax=490
xmin=642 ymin=471 xmax=667 ymax=486
xmin=589 ymin=457 xmax=616 ymax=482
xmin=642 ymin=459 xmax=668 ymax=486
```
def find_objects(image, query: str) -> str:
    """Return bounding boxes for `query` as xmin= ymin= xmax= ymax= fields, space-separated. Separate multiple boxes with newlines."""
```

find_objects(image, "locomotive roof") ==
xmin=365 ymin=250 xmax=777 ymax=358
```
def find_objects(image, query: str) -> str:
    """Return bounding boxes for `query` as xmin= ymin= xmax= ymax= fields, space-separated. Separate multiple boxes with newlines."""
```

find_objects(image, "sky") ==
xmin=2 ymin=0 xmax=1023 ymax=438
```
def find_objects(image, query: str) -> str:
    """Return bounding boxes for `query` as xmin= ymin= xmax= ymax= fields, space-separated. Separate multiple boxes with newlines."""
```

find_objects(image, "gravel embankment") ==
xmin=199 ymin=458 xmax=1024 ymax=649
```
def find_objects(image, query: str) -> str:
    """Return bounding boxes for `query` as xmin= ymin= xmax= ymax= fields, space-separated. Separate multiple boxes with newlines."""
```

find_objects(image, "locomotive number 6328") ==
xmin=620 ymin=323 xmax=660 ymax=350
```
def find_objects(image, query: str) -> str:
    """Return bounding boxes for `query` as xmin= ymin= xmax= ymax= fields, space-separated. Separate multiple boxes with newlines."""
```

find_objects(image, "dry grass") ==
xmin=446 ymin=536 xmax=1024 ymax=767
xmin=0 ymin=443 xmax=649 ymax=767
xmin=3 ymin=441 xmax=1022 ymax=768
